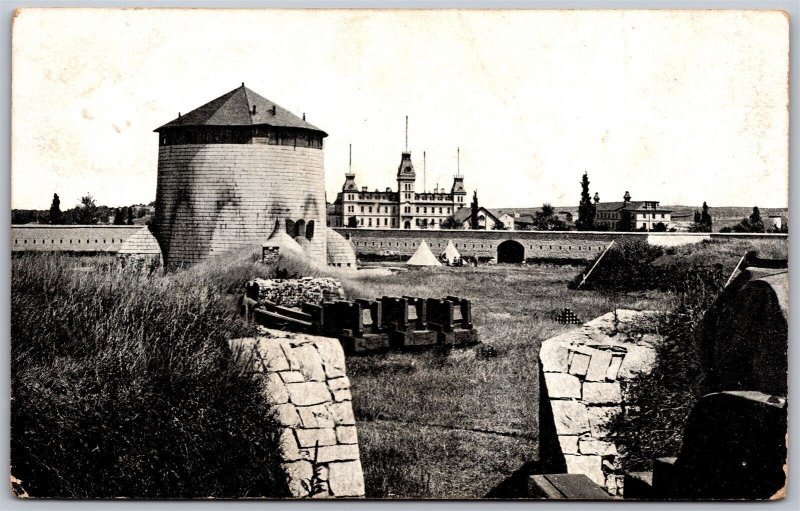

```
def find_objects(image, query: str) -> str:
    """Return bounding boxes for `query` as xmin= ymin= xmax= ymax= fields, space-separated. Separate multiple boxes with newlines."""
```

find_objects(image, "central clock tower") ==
xmin=397 ymin=151 xmax=416 ymax=228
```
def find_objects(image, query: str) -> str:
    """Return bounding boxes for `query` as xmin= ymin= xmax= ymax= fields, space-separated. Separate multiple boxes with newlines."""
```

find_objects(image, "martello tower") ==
xmin=153 ymin=84 xmax=328 ymax=268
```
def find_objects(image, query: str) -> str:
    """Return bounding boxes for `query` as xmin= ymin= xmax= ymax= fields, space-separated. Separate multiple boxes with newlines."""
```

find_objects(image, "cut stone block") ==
xmin=316 ymin=444 xmax=360 ymax=463
xmin=272 ymin=403 xmax=301 ymax=427
xmin=579 ymin=437 xmax=618 ymax=456
xmin=336 ymin=425 xmax=359 ymax=445
xmin=293 ymin=344 xmax=326 ymax=382
xmin=618 ymin=345 xmax=657 ymax=379
xmin=279 ymin=370 xmax=306 ymax=384
xmin=585 ymin=349 xmax=613 ymax=382
xmin=328 ymin=460 xmax=365 ymax=497
xmin=286 ymin=381 xmax=332 ymax=406
xmin=282 ymin=460 xmax=313 ymax=497
xmin=564 ymin=454 xmax=605 ymax=486
xmin=540 ymin=341 xmax=569 ymax=372
xmin=316 ymin=340 xmax=347 ymax=378
xmin=265 ymin=373 xmax=289 ymax=405
xmin=281 ymin=343 xmax=302 ymax=371
xmin=544 ymin=373 xmax=581 ymax=399
xmin=258 ymin=339 xmax=290 ymax=372
xmin=295 ymin=427 xmax=337 ymax=448
xmin=332 ymin=388 xmax=353 ymax=402
xmin=582 ymin=382 xmax=622 ymax=404
xmin=550 ymin=400 xmax=590 ymax=435
xmin=328 ymin=401 xmax=356 ymax=425
xmin=279 ymin=428 xmax=302 ymax=461
xmin=327 ymin=376 xmax=350 ymax=391
xmin=587 ymin=406 xmax=620 ymax=438
xmin=606 ymin=355 xmax=624 ymax=381
xmin=297 ymin=404 xmax=335 ymax=428
xmin=569 ymin=352 xmax=591 ymax=377
xmin=558 ymin=435 xmax=579 ymax=455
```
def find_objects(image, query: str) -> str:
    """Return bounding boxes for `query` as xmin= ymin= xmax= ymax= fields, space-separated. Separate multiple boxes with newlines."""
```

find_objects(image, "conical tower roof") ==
xmin=407 ymin=240 xmax=442 ymax=267
xmin=155 ymin=84 xmax=327 ymax=135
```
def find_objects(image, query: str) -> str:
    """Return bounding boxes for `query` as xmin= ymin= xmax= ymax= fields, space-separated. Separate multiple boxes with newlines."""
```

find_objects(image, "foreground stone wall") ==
xmin=245 ymin=277 xmax=345 ymax=308
xmin=539 ymin=309 xmax=662 ymax=496
xmin=229 ymin=331 xmax=364 ymax=498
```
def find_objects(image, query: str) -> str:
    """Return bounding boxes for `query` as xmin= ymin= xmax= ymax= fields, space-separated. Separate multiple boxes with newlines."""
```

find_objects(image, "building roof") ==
xmin=452 ymin=206 xmax=502 ymax=225
xmin=595 ymin=201 xmax=673 ymax=213
xmin=155 ymin=84 xmax=327 ymax=135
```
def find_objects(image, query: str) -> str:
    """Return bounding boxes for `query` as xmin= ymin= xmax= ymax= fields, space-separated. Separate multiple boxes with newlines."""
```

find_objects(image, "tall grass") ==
xmin=11 ymin=253 xmax=287 ymax=498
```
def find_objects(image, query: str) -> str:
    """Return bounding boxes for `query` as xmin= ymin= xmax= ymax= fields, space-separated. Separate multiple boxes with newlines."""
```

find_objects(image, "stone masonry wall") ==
xmin=539 ymin=309 xmax=662 ymax=496
xmin=229 ymin=331 xmax=365 ymax=498
xmin=245 ymin=277 xmax=345 ymax=308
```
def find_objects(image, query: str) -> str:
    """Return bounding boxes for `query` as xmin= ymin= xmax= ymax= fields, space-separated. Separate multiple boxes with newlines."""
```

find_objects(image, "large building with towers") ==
xmin=330 ymin=146 xmax=469 ymax=230
xmin=152 ymin=84 xmax=329 ymax=268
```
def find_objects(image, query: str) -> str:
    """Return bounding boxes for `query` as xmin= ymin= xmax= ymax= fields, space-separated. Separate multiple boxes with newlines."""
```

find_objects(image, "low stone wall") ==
xmin=229 ymin=331 xmax=365 ymax=498
xmin=539 ymin=309 xmax=662 ymax=496
xmin=245 ymin=277 xmax=345 ymax=308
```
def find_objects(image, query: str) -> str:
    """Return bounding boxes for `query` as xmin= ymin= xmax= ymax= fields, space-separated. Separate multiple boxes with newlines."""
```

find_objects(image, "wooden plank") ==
xmin=544 ymin=474 xmax=612 ymax=500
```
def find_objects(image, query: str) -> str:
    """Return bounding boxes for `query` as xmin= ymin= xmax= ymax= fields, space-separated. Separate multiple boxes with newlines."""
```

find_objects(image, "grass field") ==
xmin=342 ymin=264 xmax=672 ymax=498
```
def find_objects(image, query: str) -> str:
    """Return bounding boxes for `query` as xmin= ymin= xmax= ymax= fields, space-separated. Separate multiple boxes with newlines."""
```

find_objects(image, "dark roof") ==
xmin=452 ymin=206 xmax=501 ymax=224
xmin=155 ymin=84 xmax=326 ymax=135
xmin=595 ymin=201 xmax=672 ymax=213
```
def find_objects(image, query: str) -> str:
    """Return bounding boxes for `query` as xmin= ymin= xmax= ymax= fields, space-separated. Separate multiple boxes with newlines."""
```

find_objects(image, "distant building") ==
xmin=594 ymin=191 xmax=672 ymax=231
xmin=452 ymin=206 xmax=504 ymax=230
xmin=332 ymin=148 xmax=468 ymax=230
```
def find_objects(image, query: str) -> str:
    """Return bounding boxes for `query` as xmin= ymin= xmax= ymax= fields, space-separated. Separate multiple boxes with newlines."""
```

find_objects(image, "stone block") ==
xmin=279 ymin=428 xmax=303 ymax=461
xmin=336 ymin=425 xmax=359 ymax=445
xmin=297 ymin=403 xmax=335 ymax=428
xmin=264 ymin=373 xmax=289 ymax=405
xmin=582 ymin=382 xmax=622 ymax=404
xmin=550 ymin=400 xmax=590 ymax=435
xmin=564 ymin=454 xmax=605 ymax=486
xmin=569 ymin=352 xmax=591 ymax=377
xmin=544 ymin=373 xmax=581 ymax=399
xmin=281 ymin=343 xmax=302 ymax=371
xmin=279 ymin=370 xmax=306 ymax=384
xmin=579 ymin=437 xmax=618 ymax=456
xmin=606 ymin=355 xmax=624 ymax=381
xmin=286 ymin=381 xmax=332 ymax=406
xmin=257 ymin=339 xmax=290 ymax=372
xmin=316 ymin=444 xmax=360 ymax=463
xmin=587 ymin=406 xmax=620 ymax=438
xmin=295 ymin=427 xmax=337 ymax=448
xmin=558 ymin=435 xmax=579 ymax=455
xmin=327 ymin=376 xmax=350 ymax=391
xmin=316 ymin=340 xmax=347 ymax=378
xmin=282 ymin=460 xmax=313 ymax=497
xmin=618 ymin=345 xmax=657 ymax=379
xmin=328 ymin=460 xmax=365 ymax=497
xmin=332 ymin=388 xmax=353 ymax=402
xmin=540 ymin=341 xmax=569 ymax=372
xmin=272 ymin=403 xmax=301 ymax=427
xmin=328 ymin=401 xmax=356 ymax=425
xmin=293 ymin=344 xmax=327 ymax=382
xmin=585 ymin=349 xmax=613 ymax=382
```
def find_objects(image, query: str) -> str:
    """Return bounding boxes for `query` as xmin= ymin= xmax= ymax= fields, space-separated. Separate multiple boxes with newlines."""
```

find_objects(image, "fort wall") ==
xmin=11 ymin=225 xmax=143 ymax=253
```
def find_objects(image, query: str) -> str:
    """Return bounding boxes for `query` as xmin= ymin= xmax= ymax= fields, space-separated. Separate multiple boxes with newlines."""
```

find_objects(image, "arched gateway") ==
xmin=497 ymin=239 xmax=524 ymax=263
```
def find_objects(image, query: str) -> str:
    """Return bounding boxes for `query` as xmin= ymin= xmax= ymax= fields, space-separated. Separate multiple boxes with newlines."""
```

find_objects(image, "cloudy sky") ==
xmin=12 ymin=9 xmax=789 ymax=210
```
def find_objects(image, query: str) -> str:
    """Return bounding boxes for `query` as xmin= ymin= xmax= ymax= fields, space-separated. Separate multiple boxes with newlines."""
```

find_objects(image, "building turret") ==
xmin=623 ymin=191 xmax=631 ymax=204
xmin=343 ymin=173 xmax=358 ymax=191
xmin=594 ymin=192 xmax=600 ymax=204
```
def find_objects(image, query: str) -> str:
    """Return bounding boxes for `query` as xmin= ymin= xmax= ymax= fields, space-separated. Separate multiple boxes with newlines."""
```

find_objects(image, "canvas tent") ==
xmin=406 ymin=240 xmax=442 ymax=266
xmin=441 ymin=240 xmax=461 ymax=265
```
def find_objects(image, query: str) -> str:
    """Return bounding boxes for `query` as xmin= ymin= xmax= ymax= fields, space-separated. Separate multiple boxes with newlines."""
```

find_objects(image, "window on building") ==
xmin=384 ymin=218 xmax=388 ymax=226
xmin=360 ymin=206 xmax=364 ymax=213
xmin=423 ymin=207 xmax=427 ymax=214
xmin=368 ymin=206 xmax=372 ymax=213
xmin=359 ymin=218 xmax=363 ymax=226
xmin=368 ymin=218 xmax=372 ymax=227
xmin=416 ymin=207 xmax=420 ymax=213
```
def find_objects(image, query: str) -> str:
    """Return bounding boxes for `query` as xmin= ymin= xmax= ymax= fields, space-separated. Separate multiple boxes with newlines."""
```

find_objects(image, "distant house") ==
xmin=594 ymin=191 xmax=672 ymax=231
xmin=492 ymin=208 xmax=575 ymax=231
xmin=452 ymin=206 xmax=505 ymax=230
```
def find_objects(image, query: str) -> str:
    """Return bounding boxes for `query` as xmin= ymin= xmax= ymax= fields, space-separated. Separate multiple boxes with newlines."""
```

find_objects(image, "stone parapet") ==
xmin=230 ymin=331 xmax=365 ymax=498
xmin=539 ymin=309 xmax=662 ymax=496
xmin=245 ymin=278 xmax=345 ymax=308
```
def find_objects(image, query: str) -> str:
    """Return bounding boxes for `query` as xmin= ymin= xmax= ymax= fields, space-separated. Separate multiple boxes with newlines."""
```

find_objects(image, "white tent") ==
xmin=441 ymin=240 xmax=461 ymax=265
xmin=406 ymin=240 xmax=442 ymax=266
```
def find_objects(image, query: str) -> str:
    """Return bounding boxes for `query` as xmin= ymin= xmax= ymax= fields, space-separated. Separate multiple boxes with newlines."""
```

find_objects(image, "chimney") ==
xmin=271 ymin=105 xmax=277 ymax=115
xmin=362 ymin=186 xmax=367 ymax=192
xmin=594 ymin=192 xmax=600 ymax=204
xmin=623 ymin=191 xmax=631 ymax=204
xmin=251 ymin=104 xmax=257 ymax=115
xmin=303 ymin=113 xmax=306 ymax=121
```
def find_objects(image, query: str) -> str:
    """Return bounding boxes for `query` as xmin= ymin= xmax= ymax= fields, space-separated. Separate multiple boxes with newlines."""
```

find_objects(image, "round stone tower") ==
xmin=153 ymin=84 xmax=328 ymax=269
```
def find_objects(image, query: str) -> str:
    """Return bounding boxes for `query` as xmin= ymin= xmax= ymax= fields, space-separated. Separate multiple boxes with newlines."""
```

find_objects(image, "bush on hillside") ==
xmin=11 ymin=253 xmax=287 ymax=498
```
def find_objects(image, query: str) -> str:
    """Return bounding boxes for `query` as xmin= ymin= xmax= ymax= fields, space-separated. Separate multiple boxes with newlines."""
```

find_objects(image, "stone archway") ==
xmin=497 ymin=239 xmax=524 ymax=263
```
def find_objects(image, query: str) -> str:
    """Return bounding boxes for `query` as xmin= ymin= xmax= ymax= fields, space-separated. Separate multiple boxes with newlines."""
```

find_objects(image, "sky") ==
xmin=11 ymin=8 xmax=789 ymax=210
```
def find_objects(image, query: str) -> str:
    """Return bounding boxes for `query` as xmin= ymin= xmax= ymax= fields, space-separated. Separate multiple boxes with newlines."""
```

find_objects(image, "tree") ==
xmin=127 ymin=207 xmax=135 ymax=225
xmin=440 ymin=216 xmax=463 ymax=229
xmin=749 ymin=206 xmax=764 ymax=232
xmin=700 ymin=202 xmax=712 ymax=231
xmin=72 ymin=194 xmax=99 ymax=224
xmin=470 ymin=191 xmax=479 ymax=230
xmin=113 ymin=207 xmax=126 ymax=225
xmin=617 ymin=210 xmax=634 ymax=232
xmin=576 ymin=172 xmax=595 ymax=231
xmin=653 ymin=222 xmax=668 ymax=232
xmin=48 ymin=193 xmax=63 ymax=224
xmin=533 ymin=203 xmax=568 ymax=231
xmin=693 ymin=210 xmax=701 ymax=224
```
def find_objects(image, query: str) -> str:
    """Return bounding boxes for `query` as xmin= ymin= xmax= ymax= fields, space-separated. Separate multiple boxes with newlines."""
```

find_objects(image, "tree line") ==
xmin=12 ymin=193 xmax=153 ymax=225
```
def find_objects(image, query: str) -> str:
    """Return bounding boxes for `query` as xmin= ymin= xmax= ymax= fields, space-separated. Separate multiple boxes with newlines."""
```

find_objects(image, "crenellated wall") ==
xmin=154 ymin=144 xmax=326 ymax=268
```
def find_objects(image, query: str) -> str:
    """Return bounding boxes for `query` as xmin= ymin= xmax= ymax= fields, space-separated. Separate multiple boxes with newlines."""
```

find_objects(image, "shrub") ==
xmin=11 ymin=253 xmax=286 ymax=498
